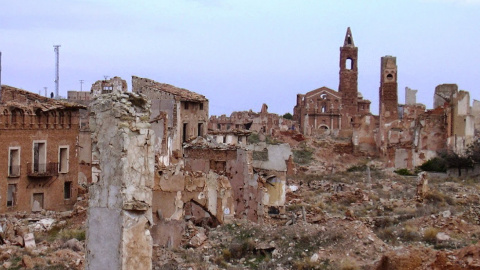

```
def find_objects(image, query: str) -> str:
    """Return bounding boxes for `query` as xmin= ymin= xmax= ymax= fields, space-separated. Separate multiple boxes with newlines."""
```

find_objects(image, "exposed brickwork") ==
xmin=293 ymin=28 xmax=371 ymax=136
xmin=209 ymin=103 xmax=297 ymax=136
xmin=0 ymin=85 xmax=84 ymax=213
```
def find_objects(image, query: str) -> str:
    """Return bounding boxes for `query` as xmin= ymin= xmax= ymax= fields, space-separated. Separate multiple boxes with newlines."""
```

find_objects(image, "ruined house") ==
xmin=209 ymin=103 xmax=297 ymax=136
xmin=293 ymin=27 xmax=371 ymax=137
xmin=290 ymin=28 xmax=477 ymax=169
xmin=132 ymin=76 xmax=209 ymax=166
xmin=0 ymin=85 xmax=84 ymax=212
xmin=68 ymin=77 xmax=129 ymax=186
xmin=473 ymin=100 xmax=480 ymax=137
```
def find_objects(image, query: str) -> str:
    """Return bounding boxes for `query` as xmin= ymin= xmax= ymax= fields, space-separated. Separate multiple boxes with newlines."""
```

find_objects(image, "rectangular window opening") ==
xmin=198 ymin=123 xmax=203 ymax=137
xmin=183 ymin=123 xmax=188 ymax=143
xmin=59 ymin=147 xmax=69 ymax=173
xmin=64 ymin=182 xmax=72 ymax=200
xmin=8 ymin=148 xmax=20 ymax=177
xmin=33 ymin=142 xmax=46 ymax=173
xmin=7 ymin=184 xmax=16 ymax=207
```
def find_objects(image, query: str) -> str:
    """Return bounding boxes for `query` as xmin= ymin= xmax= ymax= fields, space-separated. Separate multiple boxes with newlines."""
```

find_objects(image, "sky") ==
xmin=1 ymin=0 xmax=479 ymax=116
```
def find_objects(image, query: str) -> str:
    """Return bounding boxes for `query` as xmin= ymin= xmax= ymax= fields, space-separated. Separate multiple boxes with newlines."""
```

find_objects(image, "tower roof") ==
xmin=343 ymin=27 xmax=355 ymax=47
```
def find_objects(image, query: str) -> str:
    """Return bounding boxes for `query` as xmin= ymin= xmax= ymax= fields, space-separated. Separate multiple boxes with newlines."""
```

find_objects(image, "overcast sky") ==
xmin=1 ymin=0 xmax=479 ymax=116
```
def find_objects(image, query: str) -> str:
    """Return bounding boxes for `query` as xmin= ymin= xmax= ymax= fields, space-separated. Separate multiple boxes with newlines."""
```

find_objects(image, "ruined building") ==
xmin=293 ymin=27 xmax=371 ymax=136
xmin=363 ymin=58 xmax=475 ymax=168
xmin=290 ymin=28 xmax=476 ymax=169
xmin=0 ymin=85 xmax=84 ymax=212
xmin=74 ymin=77 xmax=129 ymax=185
xmin=76 ymin=76 xmax=291 ymax=248
xmin=209 ymin=103 xmax=298 ymax=136
xmin=132 ymin=76 xmax=209 ymax=166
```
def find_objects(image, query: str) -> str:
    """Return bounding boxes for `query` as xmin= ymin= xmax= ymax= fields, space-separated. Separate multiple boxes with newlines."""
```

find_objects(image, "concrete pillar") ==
xmin=87 ymin=92 xmax=154 ymax=270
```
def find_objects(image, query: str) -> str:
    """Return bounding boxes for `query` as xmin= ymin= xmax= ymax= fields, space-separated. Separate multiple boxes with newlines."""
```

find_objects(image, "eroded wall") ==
xmin=87 ymin=91 xmax=154 ymax=270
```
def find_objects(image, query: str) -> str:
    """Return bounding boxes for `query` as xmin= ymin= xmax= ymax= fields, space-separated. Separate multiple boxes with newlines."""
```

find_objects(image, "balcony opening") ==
xmin=33 ymin=141 xmax=46 ymax=173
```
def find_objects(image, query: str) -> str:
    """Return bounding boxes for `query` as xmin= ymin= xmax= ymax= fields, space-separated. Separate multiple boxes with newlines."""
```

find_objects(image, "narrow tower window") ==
xmin=346 ymin=58 xmax=353 ymax=70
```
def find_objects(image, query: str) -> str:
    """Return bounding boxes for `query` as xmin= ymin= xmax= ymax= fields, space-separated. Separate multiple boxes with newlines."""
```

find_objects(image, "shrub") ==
xmin=420 ymin=157 xmax=447 ymax=172
xmin=293 ymin=146 xmax=314 ymax=165
xmin=425 ymin=190 xmax=455 ymax=206
xmin=399 ymin=225 xmax=421 ymax=242
xmin=283 ymin=112 xmax=293 ymax=120
xmin=58 ymin=228 xmax=86 ymax=241
xmin=339 ymin=258 xmax=359 ymax=270
xmin=394 ymin=168 xmax=416 ymax=176
xmin=376 ymin=226 xmax=396 ymax=243
xmin=423 ymin=227 xmax=439 ymax=244
xmin=248 ymin=133 xmax=260 ymax=144
xmin=347 ymin=164 xmax=368 ymax=172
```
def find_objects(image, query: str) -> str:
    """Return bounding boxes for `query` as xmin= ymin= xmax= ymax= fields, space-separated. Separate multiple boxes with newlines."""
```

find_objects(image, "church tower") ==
xmin=338 ymin=27 xmax=358 ymax=128
xmin=379 ymin=56 xmax=398 ymax=123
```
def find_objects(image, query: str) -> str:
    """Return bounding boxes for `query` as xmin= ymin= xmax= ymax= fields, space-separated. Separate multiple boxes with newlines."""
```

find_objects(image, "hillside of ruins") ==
xmin=1 ymin=28 xmax=480 ymax=269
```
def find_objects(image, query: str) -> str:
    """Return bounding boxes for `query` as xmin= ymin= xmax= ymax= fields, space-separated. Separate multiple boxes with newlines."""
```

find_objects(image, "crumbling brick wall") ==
xmin=0 ymin=86 xmax=83 ymax=213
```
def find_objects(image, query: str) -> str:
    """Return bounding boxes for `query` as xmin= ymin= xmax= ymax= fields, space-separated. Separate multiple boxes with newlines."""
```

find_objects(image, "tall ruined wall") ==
xmin=473 ymin=100 xmax=480 ymax=136
xmin=433 ymin=84 xmax=457 ymax=109
xmin=352 ymin=114 xmax=377 ymax=155
xmin=87 ymin=91 xmax=154 ymax=270
xmin=405 ymin=87 xmax=417 ymax=105
xmin=90 ymin=77 xmax=127 ymax=98
xmin=379 ymin=56 xmax=398 ymax=124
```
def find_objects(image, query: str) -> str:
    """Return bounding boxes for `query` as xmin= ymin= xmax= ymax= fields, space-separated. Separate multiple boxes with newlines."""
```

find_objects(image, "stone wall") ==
xmin=87 ymin=91 xmax=154 ymax=270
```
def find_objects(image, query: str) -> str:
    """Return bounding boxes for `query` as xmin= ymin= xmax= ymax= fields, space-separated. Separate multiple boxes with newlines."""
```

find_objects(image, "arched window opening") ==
xmin=386 ymin=73 xmax=394 ymax=80
xmin=321 ymin=105 xmax=327 ymax=113
xmin=11 ymin=110 xmax=17 ymax=124
xmin=347 ymin=36 xmax=352 ymax=45
xmin=346 ymin=58 xmax=353 ymax=70
xmin=59 ymin=112 xmax=65 ymax=126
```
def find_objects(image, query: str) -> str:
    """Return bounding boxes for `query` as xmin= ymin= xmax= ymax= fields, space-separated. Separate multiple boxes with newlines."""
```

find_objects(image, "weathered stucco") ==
xmin=87 ymin=91 xmax=154 ymax=270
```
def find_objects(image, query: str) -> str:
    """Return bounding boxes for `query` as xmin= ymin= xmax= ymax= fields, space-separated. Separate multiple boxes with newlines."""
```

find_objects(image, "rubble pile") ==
xmin=0 ymin=201 xmax=87 ymax=269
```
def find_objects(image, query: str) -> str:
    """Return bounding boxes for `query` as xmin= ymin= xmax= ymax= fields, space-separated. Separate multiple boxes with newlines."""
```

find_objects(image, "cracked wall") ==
xmin=87 ymin=91 xmax=154 ymax=270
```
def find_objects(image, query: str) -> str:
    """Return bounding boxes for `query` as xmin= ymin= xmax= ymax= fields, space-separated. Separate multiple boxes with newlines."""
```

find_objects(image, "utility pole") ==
xmin=80 ymin=80 xmax=84 ymax=91
xmin=53 ymin=45 xmax=61 ymax=99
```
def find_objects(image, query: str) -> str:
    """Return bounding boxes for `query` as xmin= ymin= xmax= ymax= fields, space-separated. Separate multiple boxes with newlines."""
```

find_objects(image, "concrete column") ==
xmin=87 ymin=92 xmax=154 ymax=270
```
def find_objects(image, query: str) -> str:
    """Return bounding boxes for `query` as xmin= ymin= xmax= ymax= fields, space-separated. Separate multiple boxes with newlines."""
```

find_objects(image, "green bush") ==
xmin=293 ymin=146 xmax=314 ymax=165
xmin=282 ymin=112 xmax=293 ymax=120
xmin=394 ymin=168 xmax=416 ymax=176
xmin=247 ymin=133 xmax=260 ymax=144
xmin=420 ymin=157 xmax=447 ymax=172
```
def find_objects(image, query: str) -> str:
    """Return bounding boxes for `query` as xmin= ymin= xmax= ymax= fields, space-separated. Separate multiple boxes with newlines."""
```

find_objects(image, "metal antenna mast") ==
xmin=80 ymin=80 xmax=84 ymax=91
xmin=53 ymin=45 xmax=61 ymax=99
xmin=44 ymin=87 xmax=48 ymax=97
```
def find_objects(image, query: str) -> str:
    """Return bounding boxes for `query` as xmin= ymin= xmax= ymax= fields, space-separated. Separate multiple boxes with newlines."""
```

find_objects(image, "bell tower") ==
xmin=338 ymin=27 xmax=358 ymax=128
xmin=379 ymin=56 xmax=398 ymax=123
